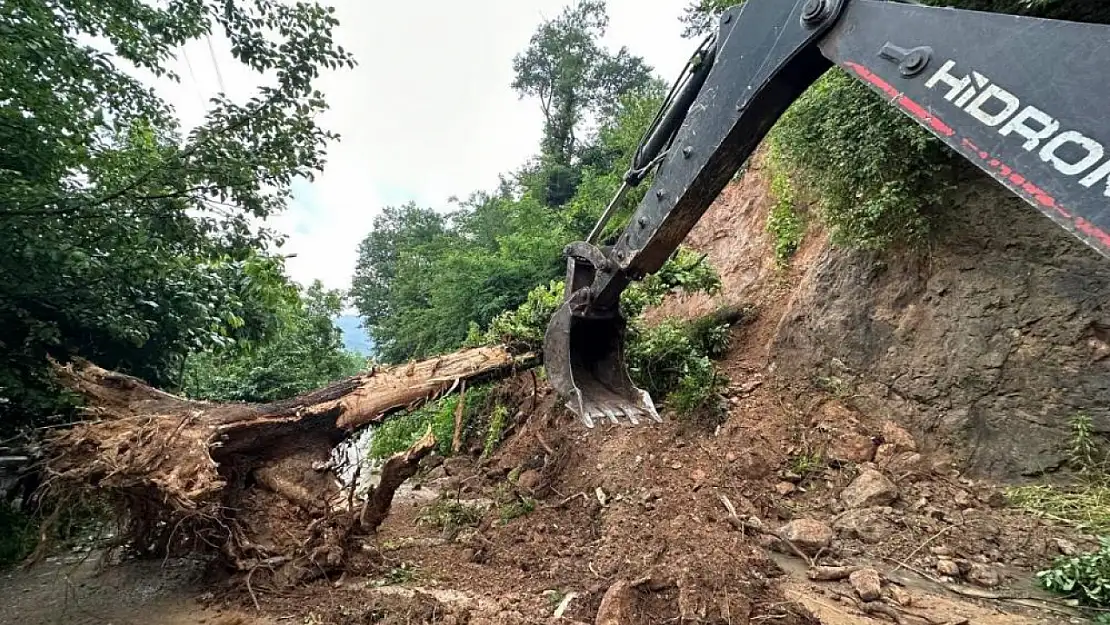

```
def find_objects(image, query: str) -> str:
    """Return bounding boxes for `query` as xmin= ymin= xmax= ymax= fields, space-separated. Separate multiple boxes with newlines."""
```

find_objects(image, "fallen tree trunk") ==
xmin=38 ymin=346 xmax=537 ymax=586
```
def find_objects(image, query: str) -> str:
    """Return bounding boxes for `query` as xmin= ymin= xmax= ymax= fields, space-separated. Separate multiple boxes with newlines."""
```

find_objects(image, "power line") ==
xmin=204 ymin=34 xmax=226 ymax=93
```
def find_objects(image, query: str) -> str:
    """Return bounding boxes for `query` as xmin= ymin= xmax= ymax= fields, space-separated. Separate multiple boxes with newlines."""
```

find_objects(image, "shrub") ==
xmin=0 ymin=506 xmax=36 ymax=568
xmin=766 ymin=162 xmax=805 ymax=264
xmin=768 ymin=70 xmax=956 ymax=250
xmin=1037 ymin=537 xmax=1110 ymax=611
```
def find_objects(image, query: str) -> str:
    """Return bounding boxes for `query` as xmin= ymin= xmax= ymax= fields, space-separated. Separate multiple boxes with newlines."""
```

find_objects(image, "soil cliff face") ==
xmin=655 ymin=156 xmax=1110 ymax=479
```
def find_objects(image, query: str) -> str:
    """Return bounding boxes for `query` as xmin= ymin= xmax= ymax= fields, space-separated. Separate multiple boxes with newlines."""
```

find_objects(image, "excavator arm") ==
xmin=544 ymin=0 xmax=1110 ymax=427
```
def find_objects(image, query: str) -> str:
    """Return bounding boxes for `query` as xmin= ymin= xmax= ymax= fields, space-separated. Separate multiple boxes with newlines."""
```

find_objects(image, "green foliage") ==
xmin=0 ymin=0 xmax=354 ymax=431
xmin=768 ymin=70 xmax=955 ymax=251
xmin=1037 ymin=537 xmax=1110 ymax=611
xmin=480 ymin=281 xmax=565 ymax=352
xmin=370 ymin=386 xmax=495 ymax=459
xmin=416 ymin=499 xmax=485 ymax=535
xmin=494 ymin=481 xmax=537 ymax=524
xmin=511 ymin=0 xmax=653 ymax=168
xmin=0 ymin=506 xmax=37 ymax=568
xmin=766 ymin=161 xmax=805 ymax=265
xmin=352 ymin=87 xmax=665 ymax=365
xmin=619 ymin=247 xmax=722 ymax=319
xmin=182 ymin=281 xmax=366 ymax=403
xmin=483 ymin=404 xmax=510 ymax=460
xmin=1007 ymin=413 xmax=1110 ymax=534
xmin=666 ymin=356 xmax=729 ymax=426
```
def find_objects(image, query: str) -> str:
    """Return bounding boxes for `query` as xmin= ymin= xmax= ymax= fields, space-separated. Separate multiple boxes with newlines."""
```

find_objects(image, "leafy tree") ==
xmin=182 ymin=281 xmax=365 ymax=403
xmin=678 ymin=0 xmax=736 ymax=38
xmin=0 ymin=0 xmax=354 ymax=430
xmin=351 ymin=85 xmax=667 ymax=365
xmin=511 ymin=0 xmax=652 ymax=205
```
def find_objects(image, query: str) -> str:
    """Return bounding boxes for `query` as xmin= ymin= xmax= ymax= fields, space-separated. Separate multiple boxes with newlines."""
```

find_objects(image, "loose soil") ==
xmin=6 ymin=155 xmax=1106 ymax=623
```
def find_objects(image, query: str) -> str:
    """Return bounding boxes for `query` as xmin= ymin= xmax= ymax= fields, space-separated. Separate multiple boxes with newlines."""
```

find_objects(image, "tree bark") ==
xmin=37 ymin=346 xmax=538 ymax=584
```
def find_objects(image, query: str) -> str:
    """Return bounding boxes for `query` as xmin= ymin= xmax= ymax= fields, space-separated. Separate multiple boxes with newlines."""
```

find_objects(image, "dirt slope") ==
xmin=650 ymin=154 xmax=1110 ymax=479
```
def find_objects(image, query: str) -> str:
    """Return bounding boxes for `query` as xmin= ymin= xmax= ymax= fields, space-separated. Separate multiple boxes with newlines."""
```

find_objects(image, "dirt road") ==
xmin=0 ymin=552 xmax=268 ymax=625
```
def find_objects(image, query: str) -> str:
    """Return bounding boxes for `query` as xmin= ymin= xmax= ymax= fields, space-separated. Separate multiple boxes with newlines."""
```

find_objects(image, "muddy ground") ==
xmin=5 ymin=156 xmax=1107 ymax=624
xmin=3 ymin=381 xmax=1099 ymax=624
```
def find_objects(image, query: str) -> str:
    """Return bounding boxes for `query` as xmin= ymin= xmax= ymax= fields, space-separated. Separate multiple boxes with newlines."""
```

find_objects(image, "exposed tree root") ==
xmin=35 ymin=347 xmax=536 ymax=587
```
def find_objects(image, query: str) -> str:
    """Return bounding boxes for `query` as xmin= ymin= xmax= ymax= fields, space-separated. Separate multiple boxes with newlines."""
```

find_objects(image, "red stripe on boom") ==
xmin=843 ymin=60 xmax=1110 ymax=253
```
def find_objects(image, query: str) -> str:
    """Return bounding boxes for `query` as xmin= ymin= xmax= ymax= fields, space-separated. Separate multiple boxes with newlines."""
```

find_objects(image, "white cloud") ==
xmin=153 ymin=1 xmax=695 ymax=291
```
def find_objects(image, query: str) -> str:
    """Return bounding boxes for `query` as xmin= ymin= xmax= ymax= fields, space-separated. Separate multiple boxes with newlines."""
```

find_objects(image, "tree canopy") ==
xmin=0 ymin=0 xmax=357 ymax=430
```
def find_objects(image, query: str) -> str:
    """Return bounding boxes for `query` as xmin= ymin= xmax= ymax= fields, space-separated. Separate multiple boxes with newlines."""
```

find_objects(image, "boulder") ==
xmin=828 ymin=433 xmax=876 ymax=464
xmin=849 ymin=568 xmax=883 ymax=602
xmin=841 ymin=469 xmax=899 ymax=508
xmin=967 ymin=563 xmax=1001 ymax=588
xmin=778 ymin=519 xmax=834 ymax=555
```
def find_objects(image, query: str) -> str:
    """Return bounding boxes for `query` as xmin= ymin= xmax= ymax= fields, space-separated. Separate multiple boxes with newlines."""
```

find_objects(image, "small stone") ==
xmin=832 ymin=508 xmax=891 ymax=544
xmin=888 ymin=452 xmax=925 ymax=475
xmin=595 ymin=581 xmax=638 ymax=625
xmin=881 ymin=421 xmax=917 ymax=452
xmin=888 ymin=586 xmax=913 ymax=607
xmin=930 ymin=545 xmax=953 ymax=557
xmin=671 ymin=461 xmax=684 ymax=470
xmin=775 ymin=481 xmax=797 ymax=496
xmin=849 ymin=568 xmax=883 ymax=602
xmin=516 ymin=469 xmax=541 ymax=491
xmin=1055 ymin=538 xmax=1078 ymax=556
xmin=828 ymin=433 xmax=876 ymax=464
xmin=953 ymin=490 xmax=972 ymax=507
xmin=726 ymin=452 xmax=737 ymax=463
xmin=841 ymin=469 xmax=899 ymax=508
xmin=691 ymin=469 xmax=707 ymax=484
xmin=443 ymin=456 xmax=471 ymax=476
xmin=778 ymin=519 xmax=834 ymax=555
xmin=967 ymin=563 xmax=1001 ymax=588
xmin=979 ymin=490 xmax=1008 ymax=508
xmin=936 ymin=558 xmax=961 ymax=577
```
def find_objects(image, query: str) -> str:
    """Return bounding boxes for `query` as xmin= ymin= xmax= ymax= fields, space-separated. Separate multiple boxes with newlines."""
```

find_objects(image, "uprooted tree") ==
xmin=37 ymin=347 xmax=537 ymax=588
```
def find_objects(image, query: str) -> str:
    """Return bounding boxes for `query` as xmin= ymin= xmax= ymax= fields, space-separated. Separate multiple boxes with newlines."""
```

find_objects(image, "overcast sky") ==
xmin=155 ymin=1 xmax=696 ymax=291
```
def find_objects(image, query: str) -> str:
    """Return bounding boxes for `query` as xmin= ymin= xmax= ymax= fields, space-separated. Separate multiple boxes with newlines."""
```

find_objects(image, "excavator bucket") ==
xmin=543 ymin=294 xmax=660 ymax=428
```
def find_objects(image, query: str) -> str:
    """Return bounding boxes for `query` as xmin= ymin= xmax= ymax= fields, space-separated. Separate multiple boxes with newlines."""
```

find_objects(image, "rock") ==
xmin=881 ymin=421 xmax=917 ymax=451
xmin=967 ymin=563 xmax=1001 ymax=588
xmin=828 ymin=433 xmax=876 ymax=464
xmin=887 ymin=452 xmax=925 ymax=475
xmin=691 ymin=469 xmax=707 ymax=484
xmin=930 ymin=545 xmax=953 ymax=557
xmin=953 ymin=489 xmax=972 ymax=507
xmin=936 ymin=558 xmax=961 ymax=577
xmin=443 ymin=457 xmax=471 ymax=477
xmin=726 ymin=452 xmax=737 ymax=463
xmin=594 ymin=581 xmax=637 ymax=625
xmin=1055 ymin=538 xmax=1078 ymax=556
xmin=849 ymin=568 xmax=883 ymax=602
xmin=841 ymin=469 xmax=899 ymax=508
xmin=888 ymin=586 xmax=913 ymax=607
xmin=978 ymin=490 xmax=1008 ymax=508
xmin=516 ymin=469 xmax=541 ymax=492
xmin=775 ymin=481 xmax=797 ymax=496
xmin=778 ymin=519 xmax=834 ymax=555
xmin=832 ymin=508 xmax=893 ymax=544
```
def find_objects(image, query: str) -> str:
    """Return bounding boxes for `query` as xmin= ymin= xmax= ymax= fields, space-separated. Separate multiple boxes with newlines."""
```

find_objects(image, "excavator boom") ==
xmin=544 ymin=0 xmax=1110 ymax=427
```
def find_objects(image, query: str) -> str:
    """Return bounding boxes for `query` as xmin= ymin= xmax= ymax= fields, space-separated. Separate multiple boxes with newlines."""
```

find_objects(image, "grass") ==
xmin=1008 ymin=413 xmax=1110 ymax=532
xmin=1006 ymin=485 xmax=1110 ymax=534
xmin=416 ymin=499 xmax=485 ymax=535
xmin=1007 ymin=413 xmax=1110 ymax=621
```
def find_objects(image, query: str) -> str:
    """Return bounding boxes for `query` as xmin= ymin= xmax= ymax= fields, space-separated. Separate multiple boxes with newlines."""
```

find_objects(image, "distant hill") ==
xmin=334 ymin=315 xmax=375 ymax=356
